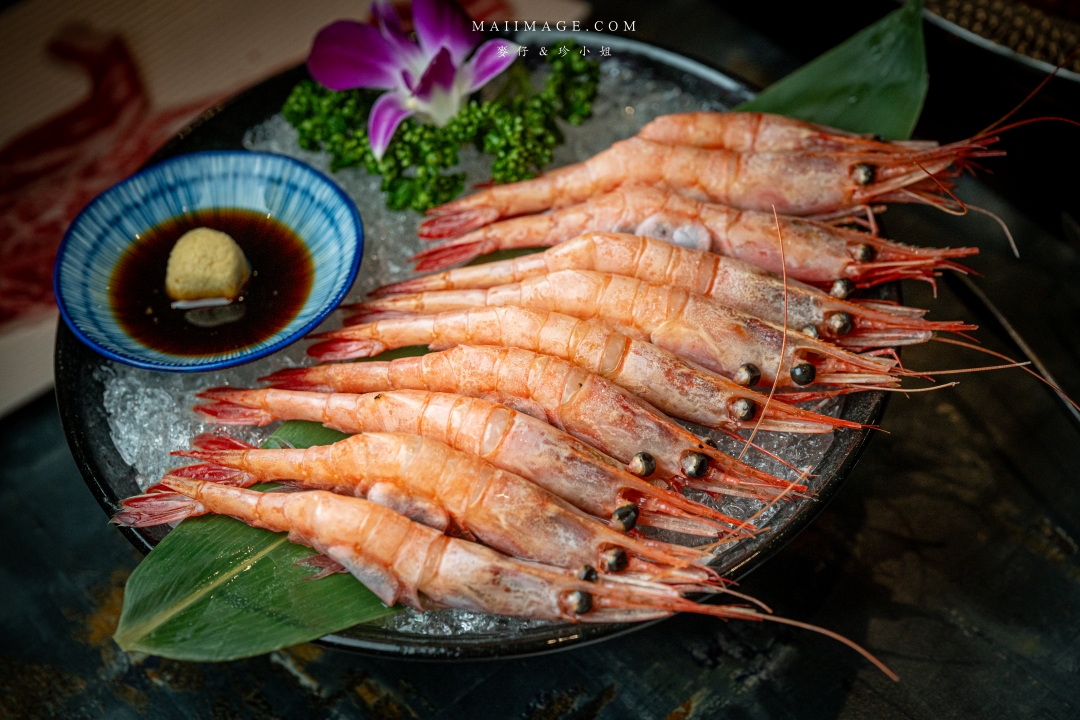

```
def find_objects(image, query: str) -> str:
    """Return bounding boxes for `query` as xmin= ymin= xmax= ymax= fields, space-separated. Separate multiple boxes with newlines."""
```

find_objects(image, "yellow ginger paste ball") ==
xmin=165 ymin=227 xmax=251 ymax=302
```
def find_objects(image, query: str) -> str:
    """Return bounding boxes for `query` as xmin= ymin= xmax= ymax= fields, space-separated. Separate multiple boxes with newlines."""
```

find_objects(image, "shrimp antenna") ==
xmin=739 ymin=207 xmax=788 ymax=462
xmin=719 ymin=427 xmax=819 ymax=476
xmin=944 ymin=273 xmax=1080 ymax=431
xmin=719 ymin=607 xmax=900 ymax=682
xmin=974 ymin=41 xmax=1080 ymax=139
xmin=931 ymin=336 xmax=1080 ymax=417
xmin=967 ymin=205 xmax=1019 ymax=259
xmin=911 ymin=160 xmax=1020 ymax=258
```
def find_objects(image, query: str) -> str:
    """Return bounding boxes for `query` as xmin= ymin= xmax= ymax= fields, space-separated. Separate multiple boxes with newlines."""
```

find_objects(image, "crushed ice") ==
xmin=102 ymin=57 xmax=841 ymax=637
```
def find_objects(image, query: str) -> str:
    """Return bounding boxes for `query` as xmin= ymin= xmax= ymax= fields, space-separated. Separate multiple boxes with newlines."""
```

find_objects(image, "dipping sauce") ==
xmin=109 ymin=208 xmax=314 ymax=356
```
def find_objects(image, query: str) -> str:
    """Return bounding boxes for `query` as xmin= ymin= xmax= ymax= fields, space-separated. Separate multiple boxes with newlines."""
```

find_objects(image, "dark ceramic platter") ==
xmin=55 ymin=34 xmax=889 ymax=660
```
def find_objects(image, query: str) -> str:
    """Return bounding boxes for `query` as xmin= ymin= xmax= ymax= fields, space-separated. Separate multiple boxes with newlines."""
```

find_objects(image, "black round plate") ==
xmin=55 ymin=35 xmax=888 ymax=660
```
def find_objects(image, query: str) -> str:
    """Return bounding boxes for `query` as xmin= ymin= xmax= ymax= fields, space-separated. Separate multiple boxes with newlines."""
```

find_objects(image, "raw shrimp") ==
xmin=193 ymin=387 xmax=767 ymax=532
xmin=300 ymin=306 xmax=859 ymax=433
xmin=411 ymin=186 xmax=977 ymax=288
xmin=113 ymin=477 xmax=900 ymax=681
xmin=256 ymin=344 xmax=805 ymax=498
xmin=391 ymin=233 xmax=975 ymax=347
xmin=348 ymin=270 xmax=901 ymax=390
xmin=170 ymin=432 xmax=716 ymax=582
xmin=418 ymin=136 xmax=996 ymax=237
xmin=637 ymin=112 xmax=938 ymax=153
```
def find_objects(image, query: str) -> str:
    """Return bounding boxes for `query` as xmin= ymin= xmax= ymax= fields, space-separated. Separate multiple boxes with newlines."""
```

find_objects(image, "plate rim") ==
xmin=55 ymin=35 xmax=887 ymax=660
xmin=52 ymin=149 xmax=364 ymax=372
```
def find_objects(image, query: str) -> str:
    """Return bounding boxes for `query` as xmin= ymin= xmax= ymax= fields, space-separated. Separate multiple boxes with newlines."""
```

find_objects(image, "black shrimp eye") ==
xmin=872 ymin=134 xmax=887 ymax=142
xmin=852 ymin=243 xmax=877 ymax=262
xmin=578 ymin=565 xmax=598 ymax=583
xmin=729 ymin=397 xmax=757 ymax=421
xmin=628 ymin=451 xmax=656 ymax=478
xmin=568 ymin=590 xmax=593 ymax=614
xmin=680 ymin=451 xmax=709 ymax=479
xmin=790 ymin=362 xmax=817 ymax=386
xmin=611 ymin=503 xmax=639 ymax=532
xmin=703 ymin=437 xmax=718 ymax=449
xmin=830 ymin=278 xmax=856 ymax=299
xmin=826 ymin=312 xmax=854 ymax=335
xmin=801 ymin=324 xmax=820 ymax=339
xmin=852 ymin=163 xmax=876 ymax=185
xmin=602 ymin=548 xmax=629 ymax=572
xmin=733 ymin=363 xmax=761 ymax=387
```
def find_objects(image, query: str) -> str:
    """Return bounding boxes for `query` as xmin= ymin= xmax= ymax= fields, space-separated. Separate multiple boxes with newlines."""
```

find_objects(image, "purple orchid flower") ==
xmin=307 ymin=0 xmax=518 ymax=160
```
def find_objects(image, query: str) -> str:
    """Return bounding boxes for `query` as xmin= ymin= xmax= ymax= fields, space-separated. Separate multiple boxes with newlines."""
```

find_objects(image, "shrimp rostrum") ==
xmin=390 ymin=233 xmax=974 ymax=348
xmin=418 ymin=135 xmax=998 ymax=238
xmin=113 ymin=477 xmax=899 ymax=680
xmin=411 ymin=186 xmax=977 ymax=290
xmin=169 ymin=431 xmax=719 ymax=584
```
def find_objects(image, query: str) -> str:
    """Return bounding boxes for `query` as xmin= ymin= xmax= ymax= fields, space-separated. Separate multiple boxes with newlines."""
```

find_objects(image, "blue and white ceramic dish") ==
xmin=54 ymin=151 xmax=363 ymax=371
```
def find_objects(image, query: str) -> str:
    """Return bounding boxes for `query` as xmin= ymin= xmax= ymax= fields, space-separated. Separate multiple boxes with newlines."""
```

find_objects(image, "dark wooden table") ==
xmin=4 ymin=2 xmax=1080 ymax=717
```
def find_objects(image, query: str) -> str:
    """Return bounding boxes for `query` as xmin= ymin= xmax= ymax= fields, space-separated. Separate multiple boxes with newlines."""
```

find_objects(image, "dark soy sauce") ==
xmin=109 ymin=208 xmax=314 ymax=357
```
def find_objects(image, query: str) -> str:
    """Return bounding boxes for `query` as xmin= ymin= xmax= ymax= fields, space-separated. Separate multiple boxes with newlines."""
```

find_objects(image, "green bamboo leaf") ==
xmin=113 ymin=423 xmax=397 ymax=661
xmin=261 ymin=419 xmax=350 ymax=449
xmin=736 ymin=0 xmax=927 ymax=140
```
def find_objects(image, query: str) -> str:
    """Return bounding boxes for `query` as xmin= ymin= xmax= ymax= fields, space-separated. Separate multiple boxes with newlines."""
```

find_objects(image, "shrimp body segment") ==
xmin=117 ymin=478 xmax=691 ymax=621
xmin=411 ymin=186 xmax=977 ymax=286
xmin=258 ymin=345 xmax=802 ymax=497
xmin=637 ymin=112 xmax=939 ymax=153
xmin=302 ymin=307 xmax=858 ymax=434
xmin=193 ymin=388 xmax=754 ymax=532
xmin=350 ymin=270 xmax=900 ymax=390
xmin=388 ymin=233 xmax=974 ymax=347
xmin=172 ymin=432 xmax=714 ymax=580
xmin=418 ymin=137 xmax=993 ymax=238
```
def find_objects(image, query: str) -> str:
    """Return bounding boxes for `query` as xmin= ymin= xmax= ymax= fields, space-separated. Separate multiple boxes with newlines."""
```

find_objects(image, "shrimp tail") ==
xmin=194 ymin=387 xmax=275 ymax=425
xmin=371 ymin=275 xmax=442 ymax=297
xmin=111 ymin=491 xmax=206 ymax=526
xmin=166 ymin=461 xmax=254 ymax=486
xmin=306 ymin=339 xmax=389 ymax=362
xmin=260 ymin=366 xmax=339 ymax=391
xmin=341 ymin=309 xmax=404 ymax=326
xmin=189 ymin=433 xmax=255 ymax=451
xmin=418 ymin=207 xmax=501 ymax=239
xmin=411 ymin=239 xmax=492 ymax=271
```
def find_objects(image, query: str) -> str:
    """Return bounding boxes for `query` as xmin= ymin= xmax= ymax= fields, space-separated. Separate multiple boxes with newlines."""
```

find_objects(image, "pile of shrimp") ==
xmin=116 ymin=111 xmax=1019 ymax=681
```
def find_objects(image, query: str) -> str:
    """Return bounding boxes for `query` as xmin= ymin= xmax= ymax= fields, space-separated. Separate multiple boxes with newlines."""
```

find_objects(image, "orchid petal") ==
xmin=371 ymin=1 xmax=425 ymax=74
xmin=368 ymin=92 xmax=414 ymax=161
xmin=464 ymin=39 xmax=519 ymax=92
xmin=308 ymin=21 xmax=400 ymax=91
xmin=412 ymin=0 xmax=478 ymax=66
xmin=412 ymin=47 xmax=457 ymax=102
